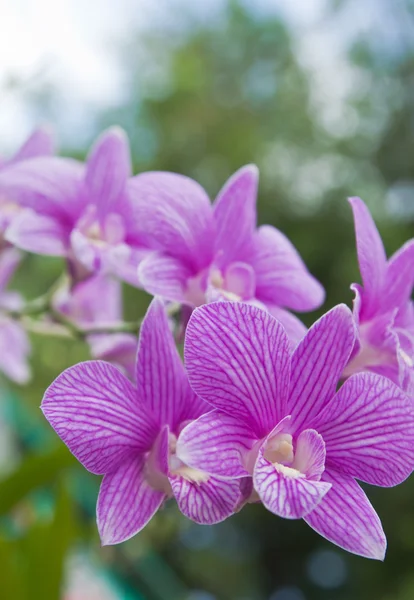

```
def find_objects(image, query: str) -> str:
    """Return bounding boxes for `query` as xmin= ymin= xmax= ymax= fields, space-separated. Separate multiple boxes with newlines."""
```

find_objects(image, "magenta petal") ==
xmin=85 ymin=128 xmax=131 ymax=218
xmin=41 ymin=361 xmax=158 ymax=475
xmin=6 ymin=210 xmax=68 ymax=256
xmin=170 ymin=474 xmax=241 ymax=524
xmin=138 ymin=253 xmax=191 ymax=304
xmin=317 ymin=372 xmax=414 ymax=487
xmin=136 ymin=298 xmax=193 ymax=430
xmin=348 ymin=197 xmax=387 ymax=319
xmin=288 ymin=305 xmax=356 ymax=434
xmin=251 ymin=225 xmax=325 ymax=311
xmin=213 ymin=165 xmax=258 ymax=267
xmin=10 ymin=126 xmax=55 ymax=163
xmin=176 ymin=411 xmax=256 ymax=478
xmin=128 ymin=172 xmax=215 ymax=271
xmin=185 ymin=302 xmax=291 ymax=435
xmin=97 ymin=455 xmax=166 ymax=545
xmin=267 ymin=305 xmax=307 ymax=349
xmin=293 ymin=430 xmax=326 ymax=481
xmin=383 ymin=240 xmax=414 ymax=313
xmin=0 ymin=157 xmax=84 ymax=221
xmin=304 ymin=469 xmax=386 ymax=560
xmin=254 ymin=447 xmax=331 ymax=519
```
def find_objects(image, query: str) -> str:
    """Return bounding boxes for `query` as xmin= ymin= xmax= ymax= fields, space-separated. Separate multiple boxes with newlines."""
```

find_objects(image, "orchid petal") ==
xmin=348 ymin=197 xmax=387 ymax=319
xmin=0 ymin=157 xmax=84 ymax=222
xmin=254 ymin=446 xmax=331 ymax=519
xmin=304 ymin=469 xmax=386 ymax=560
xmin=97 ymin=455 xmax=166 ymax=545
xmin=176 ymin=410 xmax=256 ymax=478
xmin=170 ymin=474 xmax=241 ymax=525
xmin=128 ymin=172 xmax=214 ymax=271
xmin=0 ymin=248 xmax=21 ymax=291
xmin=383 ymin=239 xmax=414 ymax=312
xmin=41 ymin=361 xmax=158 ymax=475
xmin=267 ymin=305 xmax=307 ymax=349
xmin=185 ymin=302 xmax=291 ymax=435
xmin=136 ymin=298 xmax=193 ymax=430
xmin=288 ymin=305 xmax=356 ymax=434
xmin=318 ymin=372 xmax=414 ymax=487
xmin=224 ymin=262 xmax=256 ymax=300
xmin=251 ymin=225 xmax=325 ymax=311
xmin=138 ymin=253 xmax=191 ymax=304
xmin=6 ymin=209 xmax=68 ymax=256
xmin=85 ymin=128 xmax=131 ymax=218
xmin=11 ymin=126 xmax=55 ymax=163
xmin=213 ymin=165 xmax=258 ymax=267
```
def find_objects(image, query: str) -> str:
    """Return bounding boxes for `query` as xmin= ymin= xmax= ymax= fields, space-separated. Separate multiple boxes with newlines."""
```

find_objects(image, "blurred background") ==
xmin=1 ymin=0 xmax=414 ymax=598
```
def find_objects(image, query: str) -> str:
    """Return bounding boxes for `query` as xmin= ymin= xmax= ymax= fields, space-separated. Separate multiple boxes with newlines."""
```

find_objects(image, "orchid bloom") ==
xmin=0 ymin=248 xmax=31 ymax=383
xmin=52 ymin=275 xmax=138 ymax=380
xmin=41 ymin=299 xmax=243 ymax=545
xmin=0 ymin=127 xmax=149 ymax=284
xmin=0 ymin=127 xmax=55 ymax=244
xmin=130 ymin=165 xmax=325 ymax=346
xmin=343 ymin=198 xmax=414 ymax=394
xmin=178 ymin=302 xmax=414 ymax=559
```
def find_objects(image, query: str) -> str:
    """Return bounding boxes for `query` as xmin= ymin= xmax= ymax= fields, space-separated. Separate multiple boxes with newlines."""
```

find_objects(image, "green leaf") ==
xmin=0 ymin=444 xmax=77 ymax=516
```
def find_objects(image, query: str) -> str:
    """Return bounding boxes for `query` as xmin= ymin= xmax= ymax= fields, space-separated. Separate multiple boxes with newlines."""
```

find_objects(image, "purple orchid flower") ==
xmin=343 ymin=197 xmax=414 ymax=395
xmin=129 ymin=165 xmax=325 ymax=346
xmin=0 ymin=248 xmax=31 ymax=383
xmin=52 ymin=275 xmax=138 ymax=380
xmin=41 ymin=299 xmax=243 ymax=545
xmin=178 ymin=301 xmax=414 ymax=559
xmin=0 ymin=127 xmax=149 ymax=284
xmin=0 ymin=126 xmax=55 ymax=244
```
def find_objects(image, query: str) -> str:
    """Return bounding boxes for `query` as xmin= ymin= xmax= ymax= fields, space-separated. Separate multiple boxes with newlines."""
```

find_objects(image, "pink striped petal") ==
xmin=170 ymin=474 xmax=241 ymax=524
xmin=267 ymin=305 xmax=307 ymax=349
xmin=251 ymin=225 xmax=325 ymax=311
xmin=213 ymin=165 xmax=258 ymax=268
xmin=6 ymin=210 xmax=68 ymax=256
xmin=383 ymin=239 xmax=414 ymax=313
xmin=293 ymin=430 xmax=326 ymax=480
xmin=85 ymin=128 xmax=131 ymax=218
xmin=304 ymin=469 xmax=386 ymax=560
xmin=176 ymin=411 xmax=256 ymax=478
xmin=128 ymin=172 xmax=214 ymax=271
xmin=97 ymin=455 xmax=166 ymax=545
xmin=317 ymin=372 xmax=414 ymax=487
xmin=138 ymin=253 xmax=192 ymax=304
xmin=41 ymin=361 xmax=158 ymax=475
xmin=136 ymin=298 xmax=194 ymax=430
xmin=288 ymin=305 xmax=356 ymax=434
xmin=254 ymin=446 xmax=331 ymax=519
xmin=185 ymin=302 xmax=291 ymax=436
xmin=348 ymin=197 xmax=387 ymax=320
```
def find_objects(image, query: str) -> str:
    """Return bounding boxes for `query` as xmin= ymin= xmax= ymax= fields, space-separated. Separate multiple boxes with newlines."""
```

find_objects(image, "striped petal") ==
xmin=185 ymin=302 xmax=291 ymax=436
xmin=304 ymin=469 xmax=386 ymax=560
xmin=41 ymin=361 xmax=158 ymax=474
xmin=97 ymin=455 xmax=166 ymax=545
xmin=288 ymin=305 xmax=356 ymax=434
xmin=318 ymin=372 xmax=414 ymax=487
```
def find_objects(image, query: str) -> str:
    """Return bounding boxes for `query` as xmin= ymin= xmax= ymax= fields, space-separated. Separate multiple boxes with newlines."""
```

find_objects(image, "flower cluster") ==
xmin=0 ymin=126 xmax=413 ymax=560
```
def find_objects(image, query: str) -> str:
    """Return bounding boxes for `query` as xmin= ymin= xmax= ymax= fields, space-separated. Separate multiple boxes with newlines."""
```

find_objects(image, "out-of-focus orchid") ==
xmin=0 ymin=248 xmax=31 ymax=383
xmin=53 ymin=275 xmax=138 ymax=380
xmin=0 ymin=127 xmax=149 ymax=284
xmin=41 ymin=299 xmax=242 ymax=544
xmin=130 ymin=165 xmax=325 ymax=346
xmin=343 ymin=197 xmax=414 ymax=394
xmin=0 ymin=127 xmax=55 ymax=245
xmin=179 ymin=302 xmax=414 ymax=559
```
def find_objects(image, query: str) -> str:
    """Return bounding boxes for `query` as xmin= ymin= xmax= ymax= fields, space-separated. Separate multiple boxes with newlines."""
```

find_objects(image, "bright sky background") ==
xmin=0 ymin=0 xmax=400 ymax=155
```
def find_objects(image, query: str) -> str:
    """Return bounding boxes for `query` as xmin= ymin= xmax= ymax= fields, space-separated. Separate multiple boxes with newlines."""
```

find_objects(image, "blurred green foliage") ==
xmin=0 ymin=1 xmax=414 ymax=599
